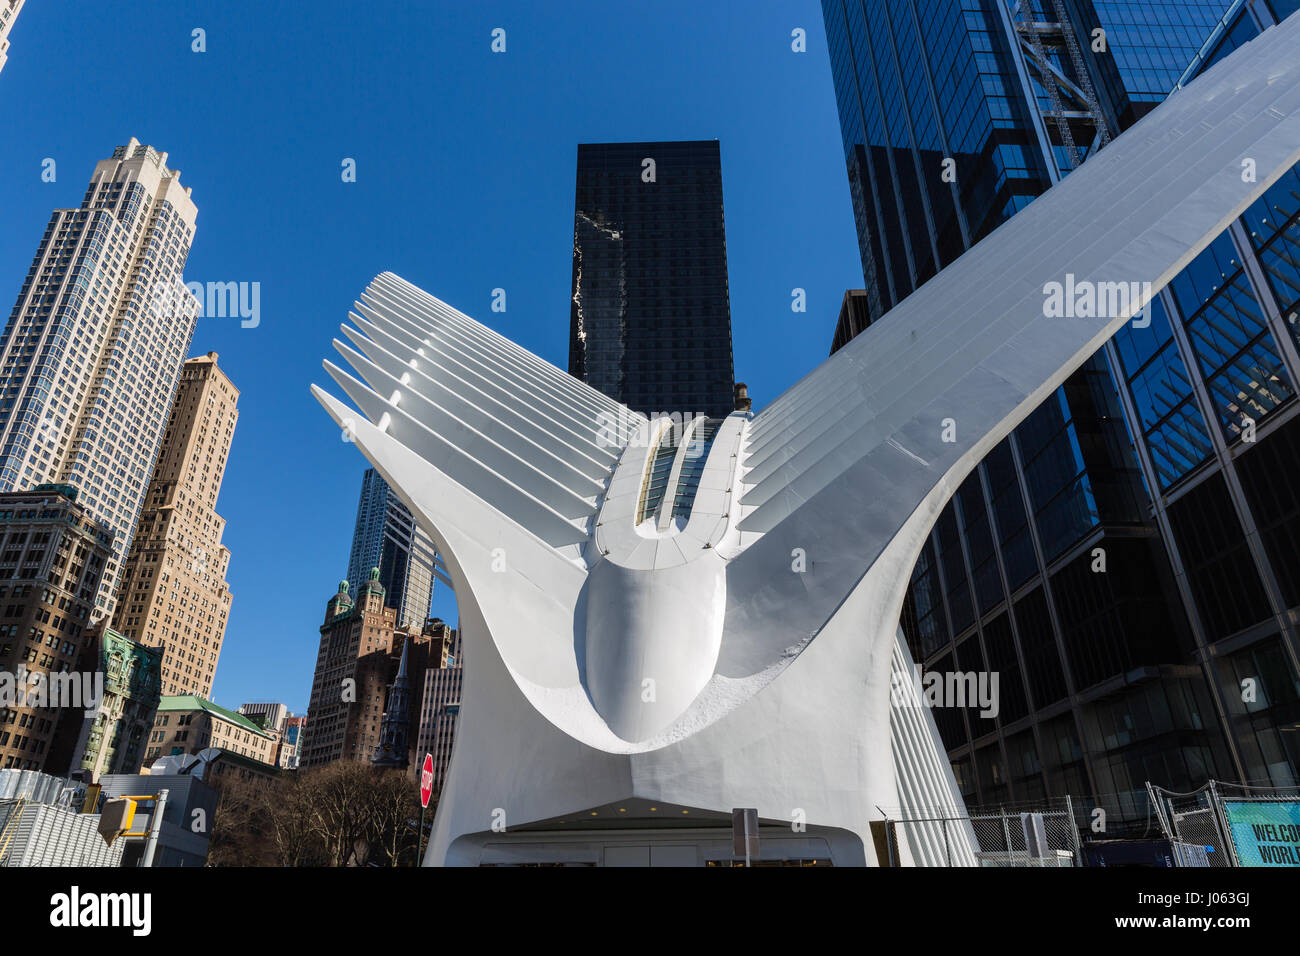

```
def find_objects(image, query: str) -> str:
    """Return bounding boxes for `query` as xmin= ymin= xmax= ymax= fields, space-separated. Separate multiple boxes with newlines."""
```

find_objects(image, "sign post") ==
xmin=418 ymin=753 xmax=434 ymax=865
xmin=732 ymin=807 xmax=759 ymax=867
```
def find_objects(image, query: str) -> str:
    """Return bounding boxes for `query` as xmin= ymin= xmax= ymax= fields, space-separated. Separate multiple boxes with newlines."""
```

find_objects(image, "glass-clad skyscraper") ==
xmin=344 ymin=468 xmax=436 ymax=629
xmin=568 ymin=140 xmax=736 ymax=420
xmin=824 ymin=0 xmax=1300 ymax=829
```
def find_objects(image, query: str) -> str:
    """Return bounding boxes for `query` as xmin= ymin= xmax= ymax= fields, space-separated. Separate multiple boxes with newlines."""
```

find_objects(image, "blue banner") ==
xmin=1222 ymin=800 xmax=1300 ymax=867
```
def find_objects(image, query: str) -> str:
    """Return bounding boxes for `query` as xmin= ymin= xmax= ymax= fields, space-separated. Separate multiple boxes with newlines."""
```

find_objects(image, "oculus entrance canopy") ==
xmin=313 ymin=16 xmax=1300 ymax=866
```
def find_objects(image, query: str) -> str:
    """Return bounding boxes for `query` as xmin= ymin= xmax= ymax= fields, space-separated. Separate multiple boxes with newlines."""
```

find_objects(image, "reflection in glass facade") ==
xmin=1215 ymin=636 xmax=1300 ymax=787
xmin=1083 ymin=0 xmax=1236 ymax=121
xmin=1113 ymin=296 xmax=1214 ymax=489
xmin=568 ymin=141 xmax=735 ymax=420
xmin=826 ymin=0 xmax=1300 ymax=827
xmin=345 ymin=468 xmax=437 ymax=630
xmin=823 ymin=0 xmax=1051 ymax=326
xmin=1172 ymin=234 xmax=1295 ymax=440
xmin=1244 ymin=164 xmax=1300 ymax=352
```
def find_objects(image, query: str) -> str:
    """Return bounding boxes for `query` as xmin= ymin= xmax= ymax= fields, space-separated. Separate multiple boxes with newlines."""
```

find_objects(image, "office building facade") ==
xmin=345 ymin=468 xmax=435 ymax=629
xmin=113 ymin=352 xmax=236 ymax=698
xmin=822 ymin=0 xmax=1269 ymax=325
xmin=569 ymin=140 xmax=736 ymax=419
xmin=0 ymin=485 xmax=114 ymax=772
xmin=0 ymin=139 xmax=200 ymax=618
xmin=823 ymin=0 xmax=1300 ymax=825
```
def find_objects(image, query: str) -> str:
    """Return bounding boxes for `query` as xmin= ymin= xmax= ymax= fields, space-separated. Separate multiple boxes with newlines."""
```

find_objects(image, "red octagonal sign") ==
xmin=420 ymin=753 xmax=434 ymax=808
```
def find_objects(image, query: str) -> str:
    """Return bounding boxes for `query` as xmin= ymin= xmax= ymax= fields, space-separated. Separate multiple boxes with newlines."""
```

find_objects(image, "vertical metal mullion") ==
xmin=853 ymin=0 xmax=920 ymax=290
xmin=904 ymin=0 xmax=973 ymax=249
xmin=879 ymin=0 xmax=945 ymax=270
xmin=919 ymin=515 xmax=980 ymax=803
xmin=978 ymin=455 xmax=1050 ymax=801
xmin=951 ymin=476 xmax=1012 ymax=803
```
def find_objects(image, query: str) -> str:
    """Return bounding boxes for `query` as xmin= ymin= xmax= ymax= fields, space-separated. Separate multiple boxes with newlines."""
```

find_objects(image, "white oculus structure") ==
xmin=314 ymin=19 xmax=1300 ymax=867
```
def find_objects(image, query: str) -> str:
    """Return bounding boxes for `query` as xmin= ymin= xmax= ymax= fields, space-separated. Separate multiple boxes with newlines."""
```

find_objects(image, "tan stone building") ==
xmin=0 ymin=485 xmax=114 ymax=772
xmin=144 ymin=694 xmax=277 ymax=771
xmin=113 ymin=352 xmax=237 ymax=698
xmin=300 ymin=570 xmax=434 ymax=770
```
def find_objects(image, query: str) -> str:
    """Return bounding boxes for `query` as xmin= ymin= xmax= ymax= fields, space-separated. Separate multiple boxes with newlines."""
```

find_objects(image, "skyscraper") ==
xmin=112 ymin=352 xmax=237 ymax=698
xmin=344 ymin=468 xmax=435 ymax=629
xmin=823 ymin=1 xmax=1300 ymax=827
xmin=0 ymin=139 xmax=200 ymax=619
xmin=823 ymin=0 xmax=1251 ymax=326
xmin=0 ymin=485 xmax=115 ymax=772
xmin=0 ymin=1 xmax=25 ymax=76
xmin=300 ymin=572 xmax=434 ymax=770
xmin=569 ymin=140 xmax=736 ymax=419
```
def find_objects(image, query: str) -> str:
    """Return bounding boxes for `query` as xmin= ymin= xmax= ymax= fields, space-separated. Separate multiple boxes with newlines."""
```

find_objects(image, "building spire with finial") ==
xmin=372 ymin=636 xmax=412 ymax=770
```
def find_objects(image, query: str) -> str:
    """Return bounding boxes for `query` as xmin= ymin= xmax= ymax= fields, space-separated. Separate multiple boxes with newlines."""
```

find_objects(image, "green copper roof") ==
xmin=157 ymin=695 xmax=274 ymax=739
xmin=32 ymin=482 xmax=79 ymax=501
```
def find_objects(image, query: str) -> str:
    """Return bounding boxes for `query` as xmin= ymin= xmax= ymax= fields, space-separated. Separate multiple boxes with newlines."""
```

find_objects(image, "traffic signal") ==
xmin=97 ymin=797 xmax=137 ymax=847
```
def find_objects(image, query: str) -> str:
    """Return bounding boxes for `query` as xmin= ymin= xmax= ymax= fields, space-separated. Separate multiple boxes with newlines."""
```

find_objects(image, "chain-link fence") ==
xmin=888 ymin=780 xmax=1300 ymax=866
xmin=885 ymin=797 xmax=1081 ymax=866
xmin=1148 ymin=779 xmax=1300 ymax=867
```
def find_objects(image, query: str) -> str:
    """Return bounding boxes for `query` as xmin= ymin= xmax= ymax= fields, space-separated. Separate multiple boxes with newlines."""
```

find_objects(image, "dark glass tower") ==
xmin=824 ymin=0 xmax=1300 ymax=829
xmin=824 ymin=0 xmax=1258 ymax=325
xmin=345 ymin=468 xmax=436 ymax=629
xmin=568 ymin=140 xmax=736 ymax=419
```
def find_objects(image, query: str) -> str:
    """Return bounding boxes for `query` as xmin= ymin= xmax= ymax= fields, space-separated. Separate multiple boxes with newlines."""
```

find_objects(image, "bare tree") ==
xmin=368 ymin=769 xmax=420 ymax=867
xmin=208 ymin=774 xmax=272 ymax=866
xmin=262 ymin=771 xmax=325 ymax=866
xmin=209 ymin=762 xmax=426 ymax=866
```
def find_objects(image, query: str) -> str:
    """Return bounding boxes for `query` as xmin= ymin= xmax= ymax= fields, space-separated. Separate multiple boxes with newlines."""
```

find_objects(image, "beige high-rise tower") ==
xmin=0 ymin=139 xmax=200 ymax=619
xmin=113 ymin=352 xmax=237 ymax=698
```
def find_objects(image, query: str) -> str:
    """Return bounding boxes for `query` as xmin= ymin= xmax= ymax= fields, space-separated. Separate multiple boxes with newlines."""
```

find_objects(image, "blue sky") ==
xmin=0 ymin=1 xmax=861 ymax=713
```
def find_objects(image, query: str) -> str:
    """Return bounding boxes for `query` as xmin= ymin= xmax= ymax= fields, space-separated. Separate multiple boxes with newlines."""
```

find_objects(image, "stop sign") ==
xmin=420 ymin=753 xmax=434 ymax=808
